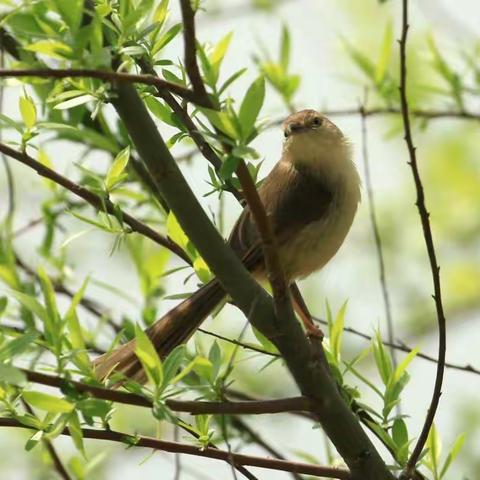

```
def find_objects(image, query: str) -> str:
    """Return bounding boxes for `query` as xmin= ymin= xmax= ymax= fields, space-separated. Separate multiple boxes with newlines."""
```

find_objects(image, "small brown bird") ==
xmin=94 ymin=109 xmax=361 ymax=382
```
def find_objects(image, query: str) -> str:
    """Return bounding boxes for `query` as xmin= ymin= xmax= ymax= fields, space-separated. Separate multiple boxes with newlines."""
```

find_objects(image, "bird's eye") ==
xmin=312 ymin=117 xmax=322 ymax=127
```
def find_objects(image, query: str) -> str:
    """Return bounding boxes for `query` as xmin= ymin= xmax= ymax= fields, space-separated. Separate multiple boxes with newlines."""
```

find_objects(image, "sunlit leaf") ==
xmin=23 ymin=391 xmax=74 ymax=413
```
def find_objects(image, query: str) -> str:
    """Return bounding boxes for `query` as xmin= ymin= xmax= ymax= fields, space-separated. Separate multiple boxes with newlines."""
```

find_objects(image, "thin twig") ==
xmin=398 ymin=1 xmax=447 ymax=477
xmin=21 ymin=368 xmax=314 ymax=414
xmin=0 ymin=68 xmax=212 ymax=108
xmin=0 ymin=142 xmax=190 ymax=264
xmin=268 ymin=107 xmax=480 ymax=126
xmin=359 ymin=109 xmax=396 ymax=368
xmin=0 ymin=418 xmax=352 ymax=479
xmin=22 ymin=401 xmax=72 ymax=480
xmin=178 ymin=0 xmax=211 ymax=104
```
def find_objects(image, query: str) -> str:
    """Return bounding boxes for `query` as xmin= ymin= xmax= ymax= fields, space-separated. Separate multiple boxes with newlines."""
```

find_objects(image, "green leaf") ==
xmin=23 ymin=391 xmax=74 ymax=413
xmin=440 ymin=433 xmax=466 ymax=478
xmin=0 ymin=364 xmax=27 ymax=385
xmin=0 ymin=296 xmax=7 ymax=316
xmin=166 ymin=211 xmax=189 ymax=250
xmin=162 ymin=345 xmax=186 ymax=387
xmin=68 ymin=411 xmax=85 ymax=456
xmin=8 ymin=290 xmax=49 ymax=324
xmin=208 ymin=341 xmax=221 ymax=382
xmin=19 ymin=95 xmax=37 ymax=129
xmin=152 ymin=23 xmax=182 ymax=55
xmin=134 ymin=324 xmax=163 ymax=387
xmin=145 ymin=97 xmax=177 ymax=127
xmin=392 ymin=347 xmax=419 ymax=384
xmin=37 ymin=266 xmax=59 ymax=325
xmin=329 ymin=301 xmax=347 ymax=363
xmin=54 ymin=0 xmax=84 ymax=32
xmin=65 ymin=278 xmax=90 ymax=369
xmin=210 ymin=32 xmax=233 ymax=84
xmin=280 ymin=25 xmax=290 ymax=70
xmin=106 ymin=146 xmax=130 ymax=190
xmin=426 ymin=423 xmax=441 ymax=478
xmin=54 ymin=94 xmax=95 ymax=111
xmin=372 ymin=331 xmax=393 ymax=385
xmin=24 ymin=40 xmax=73 ymax=60
xmin=0 ymin=331 xmax=39 ymax=362
xmin=375 ymin=21 xmax=393 ymax=83
xmin=25 ymin=430 xmax=44 ymax=452
xmin=238 ymin=77 xmax=265 ymax=140
xmin=392 ymin=418 xmax=409 ymax=452
xmin=193 ymin=255 xmax=212 ymax=283
xmin=153 ymin=0 xmax=169 ymax=26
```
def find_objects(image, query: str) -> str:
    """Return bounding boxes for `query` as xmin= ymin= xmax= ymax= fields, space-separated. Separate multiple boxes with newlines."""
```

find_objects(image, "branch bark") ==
xmin=0 ymin=142 xmax=190 ymax=264
xmin=0 ymin=418 xmax=351 ymax=479
xmin=0 ymin=68 xmax=212 ymax=107
xmin=398 ymin=1 xmax=447 ymax=477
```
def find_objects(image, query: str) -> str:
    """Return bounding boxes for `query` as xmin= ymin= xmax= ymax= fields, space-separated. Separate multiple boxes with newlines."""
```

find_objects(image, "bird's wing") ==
xmin=228 ymin=159 xmax=333 ymax=272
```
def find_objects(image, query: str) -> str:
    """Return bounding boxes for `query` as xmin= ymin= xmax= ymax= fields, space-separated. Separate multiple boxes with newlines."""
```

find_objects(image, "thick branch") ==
xmin=399 ymin=1 xmax=447 ymax=477
xmin=0 ymin=143 xmax=190 ymax=264
xmin=0 ymin=418 xmax=351 ymax=479
xmin=0 ymin=68 xmax=212 ymax=107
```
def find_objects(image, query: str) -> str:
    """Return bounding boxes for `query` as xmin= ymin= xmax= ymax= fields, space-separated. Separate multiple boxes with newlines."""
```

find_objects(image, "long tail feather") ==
xmin=93 ymin=280 xmax=225 ymax=383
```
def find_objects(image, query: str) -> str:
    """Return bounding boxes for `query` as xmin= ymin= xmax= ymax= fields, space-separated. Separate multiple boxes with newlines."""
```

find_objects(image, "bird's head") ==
xmin=282 ymin=109 xmax=348 ymax=168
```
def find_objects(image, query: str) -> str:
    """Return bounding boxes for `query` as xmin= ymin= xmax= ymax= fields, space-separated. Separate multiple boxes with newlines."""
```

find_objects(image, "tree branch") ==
xmin=0 ymin=418 xmax=351 ymax=479
xmin=0 ymin=68 xmax=212 ymax=108
xmin=21 ymin=367 xmax=314 ymax=414
xmin=178 ymin=0 xmax=211 ymax=105
xmin=0 ymin=142 xmax=190 ymax=264
xmin=398 ymin=1 xmax=447 ymax=477
xmin=359 ymin=109 xmax=397 ymax=369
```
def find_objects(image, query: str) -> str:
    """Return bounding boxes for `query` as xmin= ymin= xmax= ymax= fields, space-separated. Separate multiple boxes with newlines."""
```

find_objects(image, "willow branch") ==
xmin=178 ymin=0 xmax=211 ymax=105
xmin=399 ymin=1 xmax=447 ymax=476
xmin=0 ymin=418 xmax=351 ymax=479
xmin=360 ymin=110 xmax=396 ymax=368
xmin=0 ymin=142 xmax=190 ymax=264
xmin=22 ymin=401 xmax=72 ymax=480
xmin=0 ymin=68 xmax=212 ymax=108
xmin=21 ymin=368 xmax=314 ymax=414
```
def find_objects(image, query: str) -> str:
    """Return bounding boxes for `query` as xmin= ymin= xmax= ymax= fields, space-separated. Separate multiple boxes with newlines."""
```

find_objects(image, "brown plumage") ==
xmin=93 ymin=109 xmax=361 ymax=382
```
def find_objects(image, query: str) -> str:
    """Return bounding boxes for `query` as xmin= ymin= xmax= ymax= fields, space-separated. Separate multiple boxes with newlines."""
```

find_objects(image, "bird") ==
xmin=93 ymin=109 xmax=361 ymax=382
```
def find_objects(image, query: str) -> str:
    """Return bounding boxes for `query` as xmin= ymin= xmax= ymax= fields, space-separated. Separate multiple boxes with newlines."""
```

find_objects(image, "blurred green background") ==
xmin=0 ymin=0 xmax=479 ymax=479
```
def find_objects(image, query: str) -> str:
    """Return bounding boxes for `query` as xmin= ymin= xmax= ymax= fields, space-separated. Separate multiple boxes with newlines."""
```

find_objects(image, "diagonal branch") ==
xmin=0 ymin=142 xmax=190 ymax=264
xmin=0 ymin=417 xmax=351 ymax=479
xmin=398 ymin=1 xmax=447 ymax=477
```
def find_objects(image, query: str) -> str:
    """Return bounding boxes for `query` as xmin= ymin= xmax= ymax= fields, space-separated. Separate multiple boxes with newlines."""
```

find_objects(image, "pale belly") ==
xmin=279 ymin=197 xmax=358 ymax=281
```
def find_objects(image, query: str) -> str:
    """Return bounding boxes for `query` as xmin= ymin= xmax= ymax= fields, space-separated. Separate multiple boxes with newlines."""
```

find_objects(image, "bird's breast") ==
xmin=279 ymin=179 xmax=359 ymax=281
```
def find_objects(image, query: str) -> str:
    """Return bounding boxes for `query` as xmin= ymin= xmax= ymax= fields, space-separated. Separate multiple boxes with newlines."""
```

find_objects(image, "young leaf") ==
xmin=375 ymin=21 xmax=393 ymax=83
xmin=280 ymin=25 xmax=290 ymax=71
xmin=329 ymin=301 xmax=347 ymax=363
xmin=106 ymin=146 xmax=130 ymax=191
xmin=53 ymin=0 xmax=84 ymax=32
xmin=23 ymin=391 xmax=74 ymax=413
xmin=0 ymin=331 xmax=39 ymax=362
xmin=238 ymin=76 xmax=265 ymax=140
xmin=19 ymin=95 xmax=37 ymax=130
xmin=440 ymin=433 xmax=466 ymax=478
xmin=134 ymin=324 xmax=163 ymax=387
xmin=68 ymin=411 xmax=85 ymax=456
xmin=54 ymin=94 xmax=95 ymax=111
